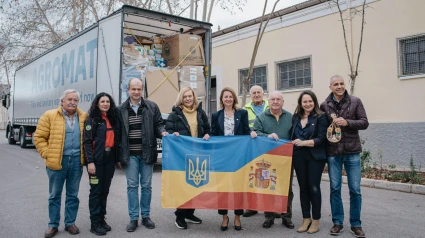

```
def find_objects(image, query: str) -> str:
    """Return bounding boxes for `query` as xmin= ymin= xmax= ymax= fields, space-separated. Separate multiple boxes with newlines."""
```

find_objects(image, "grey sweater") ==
xmin=253 ymin=108 xmax=293 ymax=140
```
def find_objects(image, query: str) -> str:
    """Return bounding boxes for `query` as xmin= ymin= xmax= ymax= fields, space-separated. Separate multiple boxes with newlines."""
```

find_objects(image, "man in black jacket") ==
xmin=320 ymin=75 xmax=368 ymax=238
xmin=117 ymin=78 xmax=167 ymax=232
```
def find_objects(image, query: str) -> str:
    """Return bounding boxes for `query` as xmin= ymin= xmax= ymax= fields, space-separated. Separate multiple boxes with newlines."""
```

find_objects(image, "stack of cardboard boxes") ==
xmin=122 ymin=33 xmax=206 ymax=113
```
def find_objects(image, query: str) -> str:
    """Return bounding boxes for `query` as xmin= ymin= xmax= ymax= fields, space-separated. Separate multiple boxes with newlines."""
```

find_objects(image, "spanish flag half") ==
xmin=162 ymin=135 xmax=293 ymax=213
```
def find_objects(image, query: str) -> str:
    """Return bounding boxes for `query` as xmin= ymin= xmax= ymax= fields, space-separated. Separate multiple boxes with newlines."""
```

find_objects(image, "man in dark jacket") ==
xmin=320 ymin=75 xmax=368 ymax=238
xmin=117 ymin=78 xmax=167 ymax=232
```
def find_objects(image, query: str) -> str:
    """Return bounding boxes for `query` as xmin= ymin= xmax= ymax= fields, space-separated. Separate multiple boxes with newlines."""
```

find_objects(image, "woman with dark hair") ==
xmin=211 ymin=87 xmax=256 ymax=232
xmin=165 ymin=87 xmax=210 ymax=230
xmin=291 ymin=90 xmax=328 ymax=234
xmin=83 ymin=92 xmax=120 ymax=236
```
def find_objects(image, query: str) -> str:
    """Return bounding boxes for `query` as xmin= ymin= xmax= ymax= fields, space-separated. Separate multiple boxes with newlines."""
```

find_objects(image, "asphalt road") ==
xmin=0 ymin=131 xmax=424 ymax=238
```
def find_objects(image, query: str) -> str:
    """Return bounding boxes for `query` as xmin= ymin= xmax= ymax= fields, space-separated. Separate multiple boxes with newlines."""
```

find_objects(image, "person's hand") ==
xmin=88 ymin=163 xmax=96 ymax=175
xmin=292 ymin=139 xmax=304 ymax=147
xmin=161 ymin=131 xmax=169 ymax=137
xmin=268 ymin=133 xmax=279 ymax=141
xmin=333 ymin=117 xmax=348 ymax=127
xmin=203 ymin=134 xmax=210 ymax=140
xmin=173 ymin=132 xmax=180 ymax=136
xmin=117 ymin=162 xmax=123 ymax=169
xmin=250 ymin=131 xmax=257 ymax=138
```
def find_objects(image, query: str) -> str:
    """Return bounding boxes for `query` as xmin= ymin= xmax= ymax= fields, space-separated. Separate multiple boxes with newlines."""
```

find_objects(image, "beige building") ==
xmin=211 ymin=0 xmax=425 ymax=167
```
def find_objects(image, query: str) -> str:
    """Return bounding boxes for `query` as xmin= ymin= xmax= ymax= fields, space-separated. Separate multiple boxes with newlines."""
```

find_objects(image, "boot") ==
xmin=297 ymin=218 xmax=312 ymax=233
xmin=90 ymin=222 xmax=107 ymax=236
xmin=307 ymin=219 xmax=320 ymax=234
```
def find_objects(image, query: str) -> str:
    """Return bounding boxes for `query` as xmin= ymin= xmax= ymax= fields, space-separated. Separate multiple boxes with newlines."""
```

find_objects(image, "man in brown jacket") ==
xmin=320 ymin=75 xmax=368 ymax=238
xmin=34 ymin=89 xmax=87 ymax=238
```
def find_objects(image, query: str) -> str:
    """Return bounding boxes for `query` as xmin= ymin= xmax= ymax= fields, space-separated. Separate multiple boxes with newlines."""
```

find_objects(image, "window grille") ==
xmin=398 ymin=34 xmax=425 ymax=77
xmin=277 ymin=57 xmax=311 ymax=90
xmin=239 ymin=66 xmax=267 ymax=95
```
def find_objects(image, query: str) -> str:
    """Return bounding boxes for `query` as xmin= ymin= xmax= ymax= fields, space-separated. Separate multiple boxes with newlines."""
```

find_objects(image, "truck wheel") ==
xmin=19 ymin=128 xmax=28 ymax=148
xmin=8 ymin=128 xmax=16 ymax=145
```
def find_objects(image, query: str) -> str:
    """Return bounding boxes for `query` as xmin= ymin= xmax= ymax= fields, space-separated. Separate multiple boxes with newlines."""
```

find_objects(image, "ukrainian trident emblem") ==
xmin=186 ymin=155 xmax=209 ymax=188
xmin=249 ymin=159 xmax=277 ymax=190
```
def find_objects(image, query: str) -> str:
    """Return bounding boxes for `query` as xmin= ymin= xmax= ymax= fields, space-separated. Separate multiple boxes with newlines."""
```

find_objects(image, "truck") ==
xmin=1 ymin=5 xmax=213 ymax=150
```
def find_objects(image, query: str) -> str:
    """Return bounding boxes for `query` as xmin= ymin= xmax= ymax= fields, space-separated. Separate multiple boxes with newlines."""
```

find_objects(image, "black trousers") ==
xmin=265 ymin=168 xmax=294 ymax=219
xmin=292 ymin=148 xmax=326 ymax=220
xmin=175 ymin=208 xmax=195 ymax=218
xmin=88 ymin=150 xmax=116 ymax=223
xmin=218 ymin=209 xmax=243 ymax=216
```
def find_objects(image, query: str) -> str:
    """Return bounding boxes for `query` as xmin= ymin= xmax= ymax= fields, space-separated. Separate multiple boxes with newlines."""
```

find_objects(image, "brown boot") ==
xmin=44 ymin=227 xmax=58 ymax=238
xmin=307 ymin=219 xmax=320 ymax=234
xmin=297 ymin=218 xmax=312 ymax=233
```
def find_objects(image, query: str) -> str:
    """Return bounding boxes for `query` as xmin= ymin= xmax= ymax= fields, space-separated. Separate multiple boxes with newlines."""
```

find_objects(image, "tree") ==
xmin=0 ymin=0 xmax=245 ymax=89
xmin=330 ymin=0 xmax=368 ymax=95
xmin=241 ymin=0 xmax=280 ymax=107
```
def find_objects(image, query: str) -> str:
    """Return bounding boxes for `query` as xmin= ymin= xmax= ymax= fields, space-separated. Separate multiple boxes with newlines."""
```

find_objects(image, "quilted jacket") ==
xmin=34 ymin=106 xmax=87 ymax=170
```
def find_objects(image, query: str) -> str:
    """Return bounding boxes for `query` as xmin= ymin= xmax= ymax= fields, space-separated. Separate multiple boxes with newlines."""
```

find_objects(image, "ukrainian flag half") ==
xmin=162 ymin=135 xmax=293 ymax=213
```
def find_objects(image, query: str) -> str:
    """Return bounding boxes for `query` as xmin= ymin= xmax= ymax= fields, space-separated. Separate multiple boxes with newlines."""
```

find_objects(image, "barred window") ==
xmin=239 ymin=66 xmax=267 ymax=95
xmin=398 ymin=34 xmax=425 ymax=77
xmin=277 ymin=57 xmax=311 ymax=90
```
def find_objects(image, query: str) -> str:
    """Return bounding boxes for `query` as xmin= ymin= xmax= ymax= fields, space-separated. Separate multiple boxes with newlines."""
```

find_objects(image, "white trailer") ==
xmin=2 ymin=5 xmax=213 ymax=149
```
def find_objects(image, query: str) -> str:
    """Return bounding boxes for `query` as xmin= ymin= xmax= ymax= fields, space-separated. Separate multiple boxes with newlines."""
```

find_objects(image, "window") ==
xmin=398 ymin=34 xmax=425 ymax=77
xmin=277 ymin=57 xmax=311 ymax=90
xmin=239 ymin=66 xmax=267 ymax=95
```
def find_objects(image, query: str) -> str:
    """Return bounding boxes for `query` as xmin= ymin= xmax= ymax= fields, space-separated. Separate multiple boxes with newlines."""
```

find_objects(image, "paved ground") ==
xmin=0 ymin=130 xmax=424 ymax=238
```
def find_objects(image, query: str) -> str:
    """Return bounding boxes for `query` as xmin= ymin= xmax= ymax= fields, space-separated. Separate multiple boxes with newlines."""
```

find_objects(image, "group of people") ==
xmin=34 ymin=74 xmax=368 ymax=238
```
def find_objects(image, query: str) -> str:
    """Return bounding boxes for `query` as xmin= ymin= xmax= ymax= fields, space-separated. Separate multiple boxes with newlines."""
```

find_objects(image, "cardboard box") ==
xmin=179 ymin=66 xmax=205 ymax=82
xmin=179 ymin=80 xmax=206 ymax=97
xmin=162 ymin=34 xmax=205 ymax=66
xmin=146 ymin=68 xmax=179 ymax=114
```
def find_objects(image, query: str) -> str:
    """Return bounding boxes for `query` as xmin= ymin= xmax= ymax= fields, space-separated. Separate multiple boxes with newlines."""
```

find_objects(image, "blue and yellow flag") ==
xmin=162 ymin=135 xmax=293 ymax=213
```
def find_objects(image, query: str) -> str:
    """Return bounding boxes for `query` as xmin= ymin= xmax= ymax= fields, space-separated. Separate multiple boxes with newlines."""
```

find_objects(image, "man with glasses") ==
xmin=253 ymin=91 xmax=294 ymax=230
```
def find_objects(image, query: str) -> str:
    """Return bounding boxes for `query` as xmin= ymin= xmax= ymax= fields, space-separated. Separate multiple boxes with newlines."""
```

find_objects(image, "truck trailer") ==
xmin=1 ymin=5 xmax=213 ymax=149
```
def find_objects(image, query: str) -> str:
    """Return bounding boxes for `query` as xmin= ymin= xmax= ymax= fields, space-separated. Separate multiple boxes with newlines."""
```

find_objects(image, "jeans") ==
xmin=88 ymin=151 xmax=116 ymax=223
xmin=293 ymin=148 xmax=326 ymax=220
xmin=126 ymin=155 xmax=153 ymax=220
xmin=46 ymin=155 xmax=83 ymax=228
xmin=265 ymin=168 xmax=294 ymax=220
xmin=328 ymin=153 xmax=362 ymax=227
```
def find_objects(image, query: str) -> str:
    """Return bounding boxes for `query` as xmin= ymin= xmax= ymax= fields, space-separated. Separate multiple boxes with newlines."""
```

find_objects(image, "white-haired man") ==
xmin=35 ymin=89 xmax=88 ymax=238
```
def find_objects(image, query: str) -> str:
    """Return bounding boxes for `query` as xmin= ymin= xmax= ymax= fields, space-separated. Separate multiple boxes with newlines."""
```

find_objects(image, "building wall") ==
xmin=211 ymin=0 xmax=425 ymax=167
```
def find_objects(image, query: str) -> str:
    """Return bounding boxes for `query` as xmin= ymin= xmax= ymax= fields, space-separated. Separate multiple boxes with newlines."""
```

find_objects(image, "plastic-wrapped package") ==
xmin=121 ymin=65 xmax=147 ymax=102
xmin=122 ymin=45 xmax=150 ymax=66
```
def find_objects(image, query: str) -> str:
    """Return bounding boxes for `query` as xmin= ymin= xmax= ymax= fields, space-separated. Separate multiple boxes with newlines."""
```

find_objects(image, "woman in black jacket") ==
xmin=210 ymin=87 xmax=256 ymax=232
xmin=291 ymin=90 xmax=328 ymax=234
xmin=83 ymin=93 xmax=120 ymax=236
xmin=166 ymin=87 xmax=210 ymax=230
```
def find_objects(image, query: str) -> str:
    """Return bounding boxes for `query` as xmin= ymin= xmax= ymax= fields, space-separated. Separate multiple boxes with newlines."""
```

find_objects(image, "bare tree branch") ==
xmin=34 ymin=0 xmax=61 ymax=43
xmin=207 ymin=0 xmax=215 ymax=22
xmin=166 ymin=0 xmax=173 ymax=14
xmin=88 ymin=0 xmax=100 ymax=21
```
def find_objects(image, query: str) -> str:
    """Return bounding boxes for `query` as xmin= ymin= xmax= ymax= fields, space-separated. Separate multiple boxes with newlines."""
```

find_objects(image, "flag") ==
xmin=161 ymin=135 xmax=293 ymax=213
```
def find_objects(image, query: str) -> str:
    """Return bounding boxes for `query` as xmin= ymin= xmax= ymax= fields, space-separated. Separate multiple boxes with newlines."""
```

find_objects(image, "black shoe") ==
xmin=175 ymin=216 xmax=188 ymax=229
xmin=142 ymin=217 xmax=155 ymax=229
xmin=100 ymin=219 xmax=111 ymax=232
xmin=185 ymin=214 xmax=202 ymax=224
xmin=263 ymin=218 xmax=274 ymax=228
xmin=220 ymin=215 xmax=229 ymax=231
xmin=242 ymin=210 xmax=258 ymax=217
xmin=282 ymin=218 xmax=295 ymax=229
xmin=90 ymin=223 xmax=107 ymax=236
xmin=126 ymin=220 xmax=138 ymax=232
xmin=234 ymin=217 xmax=242 ymax=231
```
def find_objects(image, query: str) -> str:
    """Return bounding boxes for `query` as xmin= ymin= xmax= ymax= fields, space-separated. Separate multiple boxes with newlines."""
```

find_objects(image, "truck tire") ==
xmin=19 ymin=128 xmax=28 ymax=148
xmin=8 ymin=128 xmax=16 ymax=145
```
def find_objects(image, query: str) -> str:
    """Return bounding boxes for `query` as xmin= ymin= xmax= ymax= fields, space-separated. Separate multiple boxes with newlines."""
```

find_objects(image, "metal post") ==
xmin=189 ymin=0 xmax=194 ymax=19
xmin=204 ymin=29 xmax=212 ymax=117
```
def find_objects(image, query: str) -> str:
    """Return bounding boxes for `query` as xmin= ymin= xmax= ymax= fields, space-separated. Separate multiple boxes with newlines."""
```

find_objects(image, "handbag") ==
xmin=327 ymin=113 xmax=341 ymax=143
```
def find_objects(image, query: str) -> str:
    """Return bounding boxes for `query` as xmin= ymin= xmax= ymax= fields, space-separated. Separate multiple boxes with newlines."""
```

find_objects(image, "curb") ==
xmin=321 ymin=173 xmax=425 ymax=195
